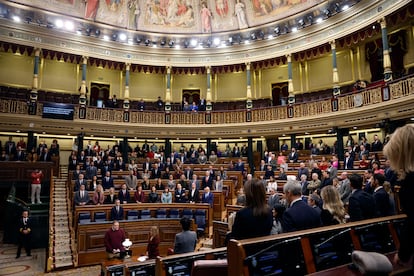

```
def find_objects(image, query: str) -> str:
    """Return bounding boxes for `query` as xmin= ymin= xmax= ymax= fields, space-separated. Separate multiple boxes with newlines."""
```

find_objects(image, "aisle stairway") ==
xmin=47 ymin=166 xmax=77 ymax=271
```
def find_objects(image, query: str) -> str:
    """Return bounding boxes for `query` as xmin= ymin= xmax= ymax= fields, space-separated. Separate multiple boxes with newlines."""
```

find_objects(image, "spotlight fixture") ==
xmin=184 ymin=40 xmax=189 ymax=48
xmin=94 ymin=29 xmax=101 ymax=37
xmin=258 ymin=31 xmax=265 ymax=39
xmin=250 ymin=33 xmax=256 ymax=40
xmin=168 ymin=40 xmax=174 ymax=47
xmin=274 ymin=26 xmax=280 ymax=35
xmin=85 ymin=27 xmax=91 ymax=36
xmin=323 ymin=9 xmax=331 ymax=17
xmin=190 ymin=39 xmax=197 ymax=47
xmin=103 ymin=35 xmax=110 ymax=41
xmin=205 ymin=39 xmax=211 ymax=47
xmin=291 ymin=27 xmax=298 ymax=33
xmin=160 ymin=39 xmax=166 ymax=46
xmin=136 ymin=37 xmax=142 ymax=44
xmin=111 ymin=33 xmax=118 ymax=41
xmin=213 ymin=37 xmax=220 ymax=46
xmin=283 ymin=24 xmax=290 ymax=33
xmin=298 ymin=18 xmax=305 ymax=27
xmin=342 ymin=4 xmax=349 ymax=11
xmin=64 ymin=20 xmax=74 ymax=30
xmin=119 ymin=33 xmax=127 ymax=41
xmin=334 ymin=3 xmax=341 ymax=13
xmin=12 ymin=15 xmax=20 ymax=22
xmin=55 ymin=19 xmax=63 ymax=28
xmin=144 ymin=39 xmax=150 ymax=46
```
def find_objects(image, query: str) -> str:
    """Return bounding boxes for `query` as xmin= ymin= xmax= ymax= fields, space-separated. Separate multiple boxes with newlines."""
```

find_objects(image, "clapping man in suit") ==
xmin=118 ymin=184 xmax=131 ymax=204
xmin=125 ymin=169 xmax=137 ymax=190
xmin=202 ymin=170 xmax=213 ymax=189
xmin=102 ymin=171 xmax=114 ymax=190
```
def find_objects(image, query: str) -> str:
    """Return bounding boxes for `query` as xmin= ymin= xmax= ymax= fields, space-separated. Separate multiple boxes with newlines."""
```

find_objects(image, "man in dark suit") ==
xmin=174 ymin=183 xmax=187 ymax=203
xmin=343 ymin=151 xmax=354 ymax=170
xmin=14 ymin=146 xmax=26 ymax=161
xmin=234 ymin=158 xmax=245 ymax=173
xmin=151 ymin=163 xmax=161 ymax=179
xmin=74 ymin=173 xmax=86 ymax=191
xmin=16 ymin=210 xmax=31 ymax=258
xmin=142 ymin=157 xmax=152 ymax=171
xmin=110 ymin=199 xmax=124 ymax=221
xmin=201 ymin=170 xmax=213 ymax=189
xmin=372 ymin=173 xmax=394 ymax=217
xmin=118 ymin=184 xmax=131 ymax=204
xmin=201 ymin=187 xmax=214 ymax=207
xmin=74 ymin=184 xmax=90 ymax=206
xmin=282 ymin=180 xmax=321 ymax=232
xmin=102 ymin=171 xmax=114 ymax=190
xmin=348 ymin=174 xmax=376 ymax=222
xmin=288 ymin=148 xmax=299 ymax=163
xmin=188 ymin=182 xmax=200 ymax=203
xmin=183 ymin=166 xmax=193 ymax=180
xmin=40 ymin=148 xmax=52 ymax=162
xmin=174 ymin=217 xmax=197 ymax=254
xmin=264 ymin=165 xmax=274 ymax=179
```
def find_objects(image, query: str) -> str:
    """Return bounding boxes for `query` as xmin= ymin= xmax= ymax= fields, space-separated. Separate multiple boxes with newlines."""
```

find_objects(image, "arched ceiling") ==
xmin=0 ymin=0 xmax=410 ymax=66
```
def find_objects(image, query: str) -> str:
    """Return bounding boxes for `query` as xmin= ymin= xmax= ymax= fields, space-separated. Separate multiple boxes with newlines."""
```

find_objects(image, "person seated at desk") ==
xmin=111 ymin=199 xmax=124 ymax=221
xmin=173 ymin=217 xmax=197 ymax=254
xmin=104 ymin=221 xmax=127 ymax=259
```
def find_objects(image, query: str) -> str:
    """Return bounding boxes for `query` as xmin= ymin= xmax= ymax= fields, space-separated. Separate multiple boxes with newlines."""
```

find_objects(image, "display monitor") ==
xmin=42 ymin=102 xmax=74 ymax=120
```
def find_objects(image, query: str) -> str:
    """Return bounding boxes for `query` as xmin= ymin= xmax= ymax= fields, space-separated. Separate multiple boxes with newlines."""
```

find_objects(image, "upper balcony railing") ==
xmin=0 ymin=76 xmax=413 ymax=126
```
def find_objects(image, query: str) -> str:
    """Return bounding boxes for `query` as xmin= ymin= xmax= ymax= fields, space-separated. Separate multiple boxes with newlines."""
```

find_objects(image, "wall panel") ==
xmin=0 ymin=52 xmax=32 ymax=87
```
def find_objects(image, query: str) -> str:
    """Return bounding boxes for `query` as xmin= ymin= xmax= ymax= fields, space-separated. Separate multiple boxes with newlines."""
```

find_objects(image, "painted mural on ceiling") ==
xmin=14 ymin=0 xmax=324 ymax=34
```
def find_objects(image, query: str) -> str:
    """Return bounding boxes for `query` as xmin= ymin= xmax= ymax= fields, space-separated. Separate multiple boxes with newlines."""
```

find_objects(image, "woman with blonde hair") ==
xmin=92 ymin=184 xmax=105 ymax=205
xmin=384 ymin=124 xmax=414 ymax=269
xmin=146 ymin=226 xmax=160 ymax=259
xmin=320 ymin=185 xmax=346 ymax=225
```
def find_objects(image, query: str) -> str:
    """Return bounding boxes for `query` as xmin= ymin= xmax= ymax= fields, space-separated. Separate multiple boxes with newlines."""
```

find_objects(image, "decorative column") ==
xmin=165 ymin=66 xmax=172 ymax=111
xmin=206 ymin=66 xmax=212 ymax=111
xmin=247 ymin=137 xmax=254 ymax=174
xmin=380 ymin=18 xmax=392 ymax=82
xmin=287 ymin=54 xmax=295 ymax=105
xmin=330 ymin=40 xmax=340 ymax=97
xmin=336 ymin=128 xmax=347 ymax=161
xmin=123 ymin=63 xmax=131 ymax=122
xmin=29 ymin=48 xmax=41 ymax=115
xmin=79 ymin=56 xmax=88 ymax=106
xmin=246 ymin=62 xmax=253 ymax=109
xmin=123 ymin=63 xmax=130 ymax=109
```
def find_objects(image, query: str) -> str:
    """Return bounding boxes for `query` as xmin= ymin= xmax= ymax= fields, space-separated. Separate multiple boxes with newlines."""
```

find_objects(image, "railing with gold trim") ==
xmin=0 ymin=76 xmax=413 ymax=124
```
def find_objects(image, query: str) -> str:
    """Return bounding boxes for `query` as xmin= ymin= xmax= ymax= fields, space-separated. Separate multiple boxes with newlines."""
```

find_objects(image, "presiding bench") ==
xmin=78 ymin=218 xmax=196 ymax=266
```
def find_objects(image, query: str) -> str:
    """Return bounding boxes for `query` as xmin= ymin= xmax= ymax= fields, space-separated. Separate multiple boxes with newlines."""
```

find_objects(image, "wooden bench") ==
xmin=74 ymin=203 xmax=213 ymax=236
xmin=227 ymin=214 xmax=408 ymax=275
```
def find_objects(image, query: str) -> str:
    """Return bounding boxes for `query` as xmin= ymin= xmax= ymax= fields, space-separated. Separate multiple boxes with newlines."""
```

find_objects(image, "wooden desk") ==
xmin=102 ymin=257 xmax=156 ymax=276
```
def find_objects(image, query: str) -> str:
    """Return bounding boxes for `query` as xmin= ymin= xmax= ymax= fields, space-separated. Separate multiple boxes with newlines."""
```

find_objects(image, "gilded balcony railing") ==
xmin=0 ymin=76 xmax=413 ymax=125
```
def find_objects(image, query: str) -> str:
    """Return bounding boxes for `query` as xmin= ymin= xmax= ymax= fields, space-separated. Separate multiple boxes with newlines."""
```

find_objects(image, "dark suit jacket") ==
xmin=188 ymin=189 xmax=200 ymax=203
xmin=142 ymin=162 xmax=152 ymax=171
xmin=74 ymin=190 xmax=90 ymax=205
xmin=288 ymin=152 xmax=299 ymax=162
xmin=110 ymin=206 xmax=124 ymax=221
xmin=74 ymin=179 xmax=87 ymax=191
xmin=348 ymin=189 xmax=376 ymax=221
xmin=282 ymin=199 xmax=322 ymax=232
xmin=343 ymin=157 xmax=355 ymax=170
xmin=40 ymin=152 xmax=51 ymax=162
xmin=202 ymin=176 xmax=213 ymax=189
xmin=14 ymin=151 xmax=26 ymax=161
xmin=151 ymin=168 xmax=161 ymax=179
xmin=118 ymin=190 xmax=131 ymax=203
xmin=102 ymin=177 xmax=114 ymax=190
xmin=373 ymin=187 xmax=392 ymax=217
xmin=174 ymin=230 xmax=197 ymax=254
xmin=201 ymin=192 xmax=214 ymax=207
xmin=104 ymin=194 xmax=117 ymax=204
xmin=174 ymin=189 xmax=187 ymax=203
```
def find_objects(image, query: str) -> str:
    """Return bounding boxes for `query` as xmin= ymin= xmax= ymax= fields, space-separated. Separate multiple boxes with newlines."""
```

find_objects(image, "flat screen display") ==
xmin=42 ymin=102 xmax=74 ymax=120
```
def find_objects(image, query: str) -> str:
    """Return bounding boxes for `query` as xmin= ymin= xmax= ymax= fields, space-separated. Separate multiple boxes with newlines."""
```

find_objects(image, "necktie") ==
xmin=116 ymin=206 xmax=119 ymax=213
xmin=81 ymin=191 xmax=84 ymax=198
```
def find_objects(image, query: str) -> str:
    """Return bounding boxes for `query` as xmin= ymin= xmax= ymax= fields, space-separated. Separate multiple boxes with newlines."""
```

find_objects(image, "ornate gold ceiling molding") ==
xmin=0 ymin=0 xmax=409 ymax=67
